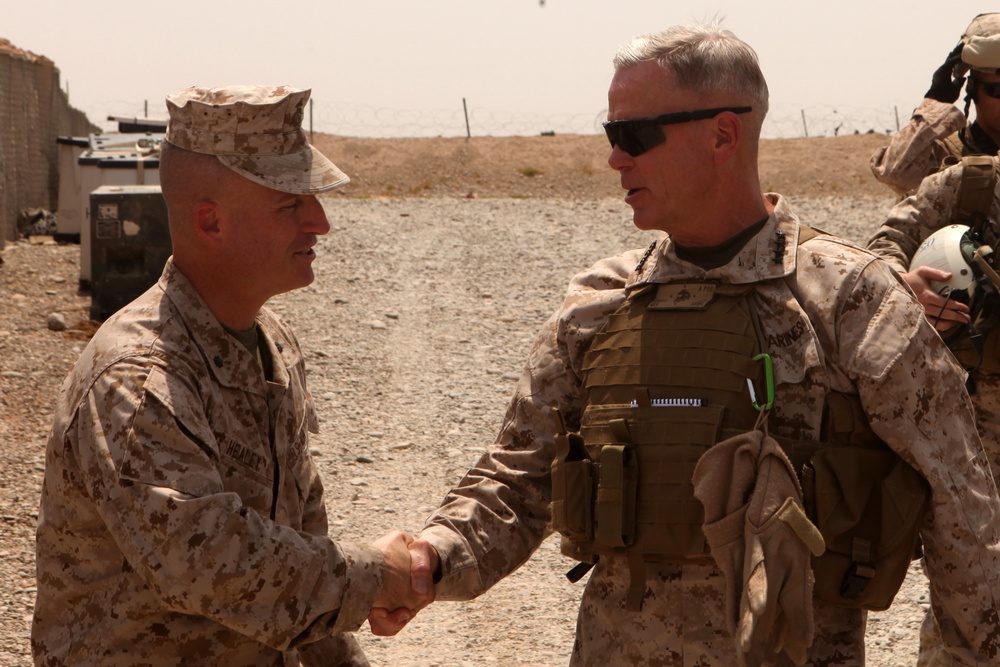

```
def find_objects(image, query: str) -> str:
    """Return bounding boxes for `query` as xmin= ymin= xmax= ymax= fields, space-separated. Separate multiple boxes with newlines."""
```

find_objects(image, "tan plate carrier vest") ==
xmin=551 ymin=263 xmax=930 ymax=612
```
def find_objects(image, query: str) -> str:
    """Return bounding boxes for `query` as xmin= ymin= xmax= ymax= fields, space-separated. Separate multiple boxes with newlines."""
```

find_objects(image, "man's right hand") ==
xmin=925 ymin=41 xmax=967 ymax=104
xmin=367 ymin=532 xmax=440 ymax=636
xmin=406 ymin=538 xmax=440 ymax=597
xmin=901 ymin=266 xmax=971 ymax=331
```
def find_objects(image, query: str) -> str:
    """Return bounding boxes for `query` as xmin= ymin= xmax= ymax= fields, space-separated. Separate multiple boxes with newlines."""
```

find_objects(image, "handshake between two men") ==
xmin=369 ymin=531 xmax=441 ymax=636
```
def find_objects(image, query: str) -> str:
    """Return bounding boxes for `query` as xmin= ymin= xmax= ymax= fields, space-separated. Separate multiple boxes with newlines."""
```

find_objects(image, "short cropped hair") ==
xmin=613 ymin=24 xmax=770 ymax=124
xmin=158 ymin=140 xmax=231 ymax=201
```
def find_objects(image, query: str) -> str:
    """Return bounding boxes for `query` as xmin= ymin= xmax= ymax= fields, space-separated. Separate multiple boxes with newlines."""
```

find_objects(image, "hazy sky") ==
xmin=5 ymin=1 xmax=998 ymax=138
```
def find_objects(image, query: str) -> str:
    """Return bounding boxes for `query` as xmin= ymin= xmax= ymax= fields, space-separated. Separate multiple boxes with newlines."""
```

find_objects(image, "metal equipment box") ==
xmin=56 ymin=132 xmax=162 ymax=283
xmin=89 ymin=185 xmax=171 ymax=321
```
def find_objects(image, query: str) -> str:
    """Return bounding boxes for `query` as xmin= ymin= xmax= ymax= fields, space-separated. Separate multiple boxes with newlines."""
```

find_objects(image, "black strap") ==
xmin=565 ymin=560 xmax=595 ymax=583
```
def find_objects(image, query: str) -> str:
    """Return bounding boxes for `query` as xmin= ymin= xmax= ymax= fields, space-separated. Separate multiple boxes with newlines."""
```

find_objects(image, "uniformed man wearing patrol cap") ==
xmin=370 ymin=24 xmax=1000 ymax=666
xmin=871 ymin=13 xmax=1000 ymax=197
xmin=31 ymin=85 xmax=429 ymax=666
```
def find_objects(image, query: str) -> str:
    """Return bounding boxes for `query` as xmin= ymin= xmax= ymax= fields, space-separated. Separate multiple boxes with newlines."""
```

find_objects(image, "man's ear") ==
xmin=192 ymin=201 xmax=221 ymax=240
xmin=712 ymin=111 xmax=742 ymax=163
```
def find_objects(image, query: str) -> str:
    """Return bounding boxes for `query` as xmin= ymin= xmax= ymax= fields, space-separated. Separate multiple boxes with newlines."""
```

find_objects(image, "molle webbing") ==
xmin=953 ymin=154 xmax=999 ymax=233
xmin=553 ymin=265 xmax=928 ymax=612
xmin=576 ymin=282 xmax=765 ymax=563
xmin=581 ymin=282 xmax=764 ymax=424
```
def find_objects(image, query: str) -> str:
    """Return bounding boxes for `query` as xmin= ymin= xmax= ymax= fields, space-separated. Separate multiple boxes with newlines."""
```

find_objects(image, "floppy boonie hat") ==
xmin=165 ymin=85 xmax=349 ymax=195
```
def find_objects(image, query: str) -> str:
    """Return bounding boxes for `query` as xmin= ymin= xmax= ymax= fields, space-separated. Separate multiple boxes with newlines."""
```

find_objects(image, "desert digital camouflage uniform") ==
xmin=870 ymin=98 xmax=997 ymax=197
xmin=869 ymin=160 xmax=1000 ymax=667
xmin=420 ymin=194 xmax=1000 ymax=666
xmin=869 ymin=158 xmax=1000 ymax=481
xmin=32 ymin=258 xmax=378 ymax=666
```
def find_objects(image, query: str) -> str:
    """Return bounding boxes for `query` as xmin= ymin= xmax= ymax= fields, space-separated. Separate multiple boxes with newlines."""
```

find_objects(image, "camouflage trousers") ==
xmin=570 ymin=555 xmax=866 ymax=666
xmin=917 ymin=370 xmax=1000 ymax=667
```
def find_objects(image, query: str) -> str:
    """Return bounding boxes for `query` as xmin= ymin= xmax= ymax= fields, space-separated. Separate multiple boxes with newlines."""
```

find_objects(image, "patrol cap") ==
xmin=960 ymin=13 xmax=1000 ymax=75
xmin=164 ymin=85 xmax=349 ymax=195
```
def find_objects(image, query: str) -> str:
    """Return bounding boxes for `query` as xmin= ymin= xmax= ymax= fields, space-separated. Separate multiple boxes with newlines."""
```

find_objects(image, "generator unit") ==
xmin=56 ymin=122 xmax=164 ymax=283
xmin=89 ymin=185 xmax=171 ymax=321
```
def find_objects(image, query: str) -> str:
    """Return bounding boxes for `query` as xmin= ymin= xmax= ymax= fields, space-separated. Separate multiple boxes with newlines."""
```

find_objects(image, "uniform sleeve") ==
xmin=420 ymin=251 xmax=640 ymax=600
xmin=869 ymin=98 xmax=966 ymax=197
xmin=420 ymin=312 xmax=574 ymax=600
xmin=866 ymin=163 xmax=963 ymax=274
xmin=73 ymin=359 xmax=383 ymax=650
xmin=839 ymin=260 xmax=1000 ymax=665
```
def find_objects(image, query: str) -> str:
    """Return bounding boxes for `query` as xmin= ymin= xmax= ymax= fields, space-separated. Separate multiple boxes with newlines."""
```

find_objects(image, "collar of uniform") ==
xmin=627 ymin=193 xmax=800 ymax=289
xmin=967 ymin=121 xmax=1000 ymax=155
xmin=157 ymin=258 xmax=299 ymax=391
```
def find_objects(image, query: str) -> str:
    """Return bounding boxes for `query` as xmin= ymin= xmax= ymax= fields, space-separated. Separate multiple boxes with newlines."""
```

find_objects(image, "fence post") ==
xmin=463 ymin=98 xmax=471 ymax=140
xmin=894 ymin=105 xmax=900 ymax=132
xmin=800 ymin=109 xmax=808 ymax=138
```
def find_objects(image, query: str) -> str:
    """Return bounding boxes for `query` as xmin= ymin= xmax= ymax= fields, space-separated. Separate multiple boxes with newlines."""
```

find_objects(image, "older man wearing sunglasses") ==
xmin=871 ymin=13 xmax=1000 ymax=197
xmin=371 ymin=23 xmax=1000 ymax=667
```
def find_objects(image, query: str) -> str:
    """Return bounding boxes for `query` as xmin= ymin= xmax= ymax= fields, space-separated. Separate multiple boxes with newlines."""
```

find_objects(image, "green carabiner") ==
xmin=749 ymin=353 xmax=774 ymax=412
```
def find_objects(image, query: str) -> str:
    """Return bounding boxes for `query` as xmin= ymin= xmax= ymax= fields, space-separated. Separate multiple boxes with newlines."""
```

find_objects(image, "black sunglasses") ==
xmin=974 ymin=79 xmax=1000 ymax=100
xmin=603 ymin=106 xmax=753 ymax=157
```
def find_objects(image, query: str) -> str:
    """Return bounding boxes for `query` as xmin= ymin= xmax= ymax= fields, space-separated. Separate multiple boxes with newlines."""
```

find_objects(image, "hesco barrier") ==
xmin=0 ymin=38 xmax=97 ymax=245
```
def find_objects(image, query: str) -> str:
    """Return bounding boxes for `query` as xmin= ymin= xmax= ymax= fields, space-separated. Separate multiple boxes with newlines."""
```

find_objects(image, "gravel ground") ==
xmin=0 ymin=193 xmax=933 ymax=666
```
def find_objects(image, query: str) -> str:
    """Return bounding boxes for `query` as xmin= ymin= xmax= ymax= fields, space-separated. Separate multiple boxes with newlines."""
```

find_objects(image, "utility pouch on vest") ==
xmin=594 ymin=419 xmax=638 ymax=549
xmin=801 ymin=446 xmax=929 ymax=611
xmin=580 ymin=402 xmax=723 ymax=559
xmin=550 ymin=409 xmax=595 ymax=545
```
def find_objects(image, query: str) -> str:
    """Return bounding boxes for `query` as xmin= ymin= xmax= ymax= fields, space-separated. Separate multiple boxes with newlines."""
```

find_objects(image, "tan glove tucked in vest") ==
xmin=693 ymin=429 xmax=825 ymax=667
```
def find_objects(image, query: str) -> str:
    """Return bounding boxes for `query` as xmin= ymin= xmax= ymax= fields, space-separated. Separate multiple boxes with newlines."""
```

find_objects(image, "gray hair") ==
xmin=613 ymin=24 xmax=769 ymax=122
